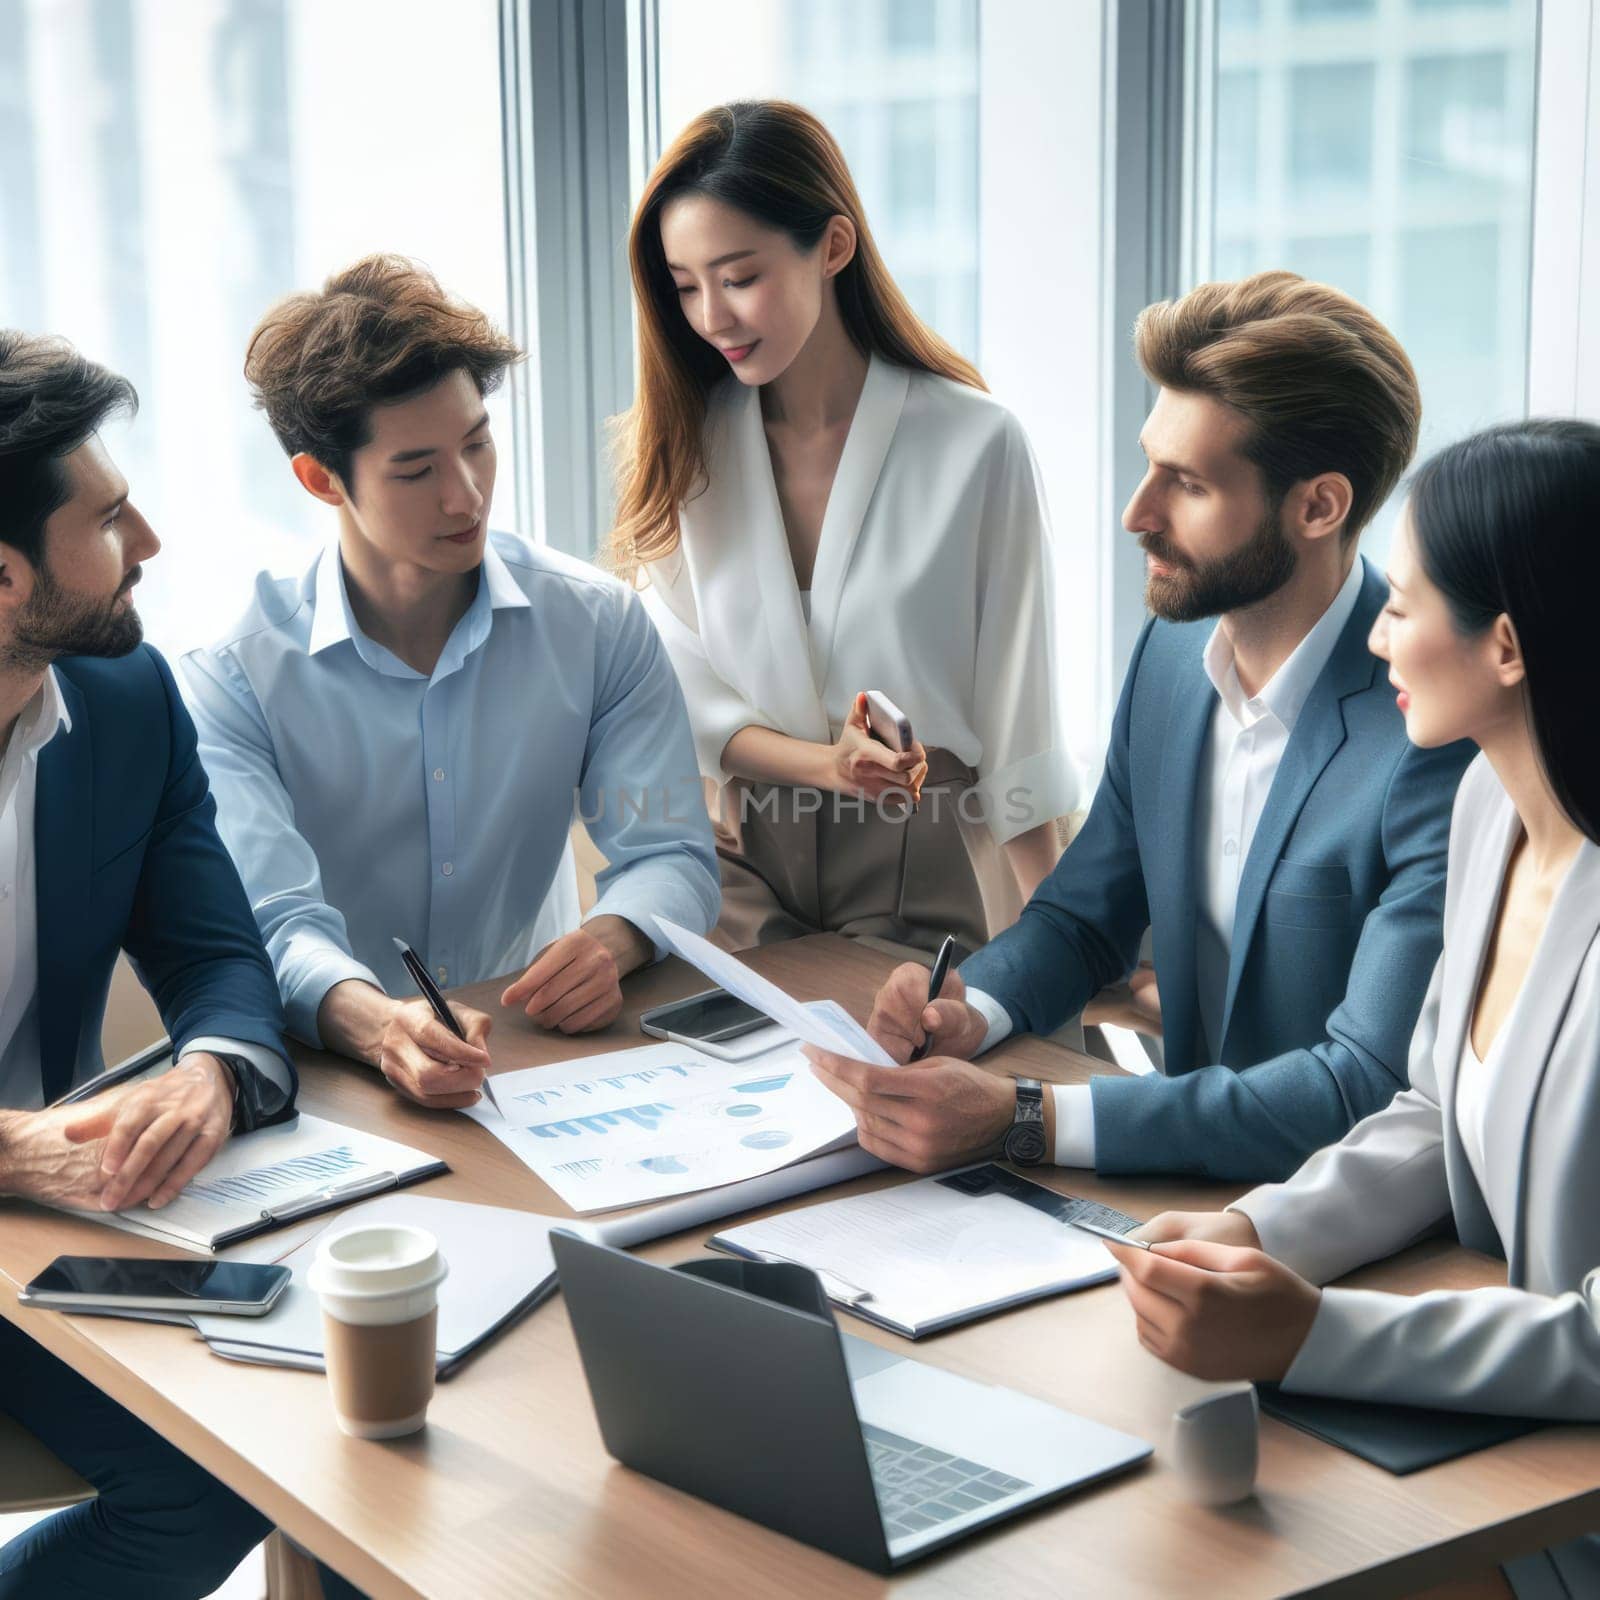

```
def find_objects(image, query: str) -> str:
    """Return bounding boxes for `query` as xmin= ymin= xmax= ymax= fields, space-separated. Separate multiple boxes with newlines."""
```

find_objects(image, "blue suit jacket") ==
xmin=960 ymin=561 xmax=1474 ymax=1180
xmin=34 ymin=646 xmax=295 ymax=1122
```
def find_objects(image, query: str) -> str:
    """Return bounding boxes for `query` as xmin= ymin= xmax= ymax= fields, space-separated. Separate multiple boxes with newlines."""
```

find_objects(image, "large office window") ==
xmin=0 ymin=0 xmax=510 ymax=657
xmin=650 ymin=0 xmax=1112 ymax=773
xmin=1195 ymin=0 xmax=1538 ymax=555
xmin=656 ymin=0 xmax=980 ymax=362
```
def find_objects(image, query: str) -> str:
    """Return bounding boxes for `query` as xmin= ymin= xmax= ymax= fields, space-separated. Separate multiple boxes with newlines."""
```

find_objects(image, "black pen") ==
xmin=392 ymin=937 xmax=502 ymax=1115
xmin=909 ymin=934 xmax=957 ymax=1063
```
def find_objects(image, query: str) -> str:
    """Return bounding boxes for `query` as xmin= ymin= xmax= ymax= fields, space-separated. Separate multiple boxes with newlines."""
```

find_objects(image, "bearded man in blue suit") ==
xmin=809 ymin=273 xmax=1475 ymax=1184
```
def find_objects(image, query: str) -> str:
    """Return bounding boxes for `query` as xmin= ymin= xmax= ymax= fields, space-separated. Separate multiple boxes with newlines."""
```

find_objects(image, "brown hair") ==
xmin=607 ymin=100 xmax=984 ymax=573
xmin=244 ymin=254 xmax=522 ymax=494
xmin=1134 ymin=270 xmax=1420 ymax=541
xmin=0 ymin=331 xmax=136 ymax=567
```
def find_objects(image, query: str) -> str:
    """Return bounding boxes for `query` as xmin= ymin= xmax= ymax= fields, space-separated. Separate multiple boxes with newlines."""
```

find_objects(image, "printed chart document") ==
xmin=195 ymin=1193 xmax=559 ymax=1377
xmin=710 ymin=1163 xmax=1143 ymax=1337
xmin=55 ymin=1114 xmax=448 ymax=1253
xmin=465 ymin=1038 xmax=860 ymax=1213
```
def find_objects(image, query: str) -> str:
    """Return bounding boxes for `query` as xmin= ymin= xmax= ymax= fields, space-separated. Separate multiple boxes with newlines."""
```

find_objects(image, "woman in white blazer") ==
xmin=607 ymin=101 xmax=1077 ymax=959
xmin=1100 ymin=419 xmax=1600 ymax=1599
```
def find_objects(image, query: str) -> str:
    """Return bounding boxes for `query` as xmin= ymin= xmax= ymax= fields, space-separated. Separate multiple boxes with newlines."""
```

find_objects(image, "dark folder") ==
xmin=1257 ymin=1384 xmax=1547 ymax=1474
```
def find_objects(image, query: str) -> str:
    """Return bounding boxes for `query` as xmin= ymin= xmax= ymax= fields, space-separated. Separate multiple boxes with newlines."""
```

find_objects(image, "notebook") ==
xmin=710 ymin=1163 xmax=1143 ymax=1338
xmin=191 ymin=1193 xmax=561 ymax=1377
xmin=1257 ymin=1385 xmax=1547 ymax=1473
xmin=54 ymin=1113 xmax=448 ymax=1252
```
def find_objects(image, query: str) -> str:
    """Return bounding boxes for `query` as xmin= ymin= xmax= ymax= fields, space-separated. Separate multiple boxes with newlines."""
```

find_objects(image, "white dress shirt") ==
xmin=181 ymin=533 xmax=720 ymax=1047
xmin=968 ymin=558 xmax=1367 ymax=1166
xmin=0 ymin=670 xmax=71 ymax=1104
xmin=0 ymin=669 xmax=283 ymax=1111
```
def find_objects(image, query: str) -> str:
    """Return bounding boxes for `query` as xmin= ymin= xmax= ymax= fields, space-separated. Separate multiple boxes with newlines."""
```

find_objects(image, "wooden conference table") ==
xmin=2 ymin=936 xmax=1597 ymax=1599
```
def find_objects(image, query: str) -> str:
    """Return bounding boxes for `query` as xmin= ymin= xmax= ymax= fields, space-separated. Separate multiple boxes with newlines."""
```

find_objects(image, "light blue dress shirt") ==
xmin=180 ymin=533 xmax=719 ymax=1047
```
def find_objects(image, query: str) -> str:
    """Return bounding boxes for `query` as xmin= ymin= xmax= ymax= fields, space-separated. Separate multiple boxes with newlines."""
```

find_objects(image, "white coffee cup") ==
xmin=307 ymin=1223 xmax=448 ymax=1440
xmin=1170 ymin=1385 xmax=1259 ymax=1506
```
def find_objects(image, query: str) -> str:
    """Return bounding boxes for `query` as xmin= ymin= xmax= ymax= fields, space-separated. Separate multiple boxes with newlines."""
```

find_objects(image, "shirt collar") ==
xmin=1203 ymin=557 xmax=1366 ymax=733
xmin=0 ymin=668 xmax=71 ymax=783
xmin=306 ymin=535 xmax=531 ymax=674
xmin=22 ymin=668 xmax=71 ymax=755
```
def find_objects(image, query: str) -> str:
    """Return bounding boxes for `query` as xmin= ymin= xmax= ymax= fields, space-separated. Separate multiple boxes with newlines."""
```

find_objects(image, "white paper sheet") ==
xmin=463 ymin=1038 xmax=859 ymax=1213
xmin=712 ymin=1170 xmax=1124 ymax=1336
xmin=651 ymin=918 xmax=897 ymax=1067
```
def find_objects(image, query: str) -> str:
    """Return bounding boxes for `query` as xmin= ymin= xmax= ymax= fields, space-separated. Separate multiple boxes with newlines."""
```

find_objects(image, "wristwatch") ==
xmin=1002 ymin=1077 xmax=1048 ymax=1166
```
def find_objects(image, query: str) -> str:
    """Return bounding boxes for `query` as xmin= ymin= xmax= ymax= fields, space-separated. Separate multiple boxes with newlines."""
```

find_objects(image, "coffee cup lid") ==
xmin=307 ymin=1223 xmax=448 ymax=1301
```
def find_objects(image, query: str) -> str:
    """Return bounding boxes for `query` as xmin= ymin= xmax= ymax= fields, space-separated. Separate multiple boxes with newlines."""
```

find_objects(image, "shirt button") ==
xmin=433 ymin=768 xmax=445 ymax=781
xmin=1223 ymin=838 xmax=1238 ymax=856
xmin=441 ymin=862 xmax=454 ymax=876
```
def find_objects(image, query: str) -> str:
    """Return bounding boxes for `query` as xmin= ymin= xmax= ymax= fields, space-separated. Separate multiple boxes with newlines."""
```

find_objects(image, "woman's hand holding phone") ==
xmin=830 ymin=692 xmax=927 ymax=807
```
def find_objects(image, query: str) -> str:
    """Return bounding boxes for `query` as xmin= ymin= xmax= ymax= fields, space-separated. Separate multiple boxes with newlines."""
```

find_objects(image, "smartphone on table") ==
xmin=19 ymin=1256 xmax=292 ymax=1317
xmin=639 ymin=989 xmax=789 ymax=1061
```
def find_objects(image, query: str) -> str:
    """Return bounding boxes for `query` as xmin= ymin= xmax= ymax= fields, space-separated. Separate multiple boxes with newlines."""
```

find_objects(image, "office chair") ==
xmin=0 ymin=1411 xmax=96 ymax=1513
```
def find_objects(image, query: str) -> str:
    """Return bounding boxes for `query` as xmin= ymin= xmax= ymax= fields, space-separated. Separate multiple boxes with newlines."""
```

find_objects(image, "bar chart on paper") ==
xmin=464 ymin=1042 xmax=861 ymax=1212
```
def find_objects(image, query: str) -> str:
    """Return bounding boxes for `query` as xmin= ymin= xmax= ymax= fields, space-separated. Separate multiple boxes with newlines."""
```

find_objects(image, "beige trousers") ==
xmin=710 ymin=749 xmax=1022 ymax=961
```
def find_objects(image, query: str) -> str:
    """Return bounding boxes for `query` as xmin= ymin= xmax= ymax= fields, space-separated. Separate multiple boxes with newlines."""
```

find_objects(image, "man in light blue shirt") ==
xmin=182 ymin=256 xmax=718 ymax=1108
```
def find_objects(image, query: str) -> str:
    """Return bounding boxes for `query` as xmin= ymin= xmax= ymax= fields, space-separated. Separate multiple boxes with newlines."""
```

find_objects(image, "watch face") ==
xmin=1004 ymin=1123 xmax=1049 ymax=1166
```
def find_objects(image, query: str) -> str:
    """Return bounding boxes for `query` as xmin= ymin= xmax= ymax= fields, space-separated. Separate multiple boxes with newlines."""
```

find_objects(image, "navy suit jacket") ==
xmin=960 ymin=561 xmax=1474 ymax=1180
xmin=34 ymin=646 xmax=295 ymax=1123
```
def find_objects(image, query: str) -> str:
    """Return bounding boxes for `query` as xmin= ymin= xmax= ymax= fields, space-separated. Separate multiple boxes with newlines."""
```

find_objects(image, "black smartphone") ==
xmin=639 ymin=988 xmax=774 ymax=1049
xmin=18 ymin=1256 xmax=292 ymax=1317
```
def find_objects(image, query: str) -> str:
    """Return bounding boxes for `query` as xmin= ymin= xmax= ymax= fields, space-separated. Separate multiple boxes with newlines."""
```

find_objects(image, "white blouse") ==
xmin=1455 ymin=1032 xmax=1493 ymax=1197
xmin=640 ymin=354 xmax=1078 ymax=845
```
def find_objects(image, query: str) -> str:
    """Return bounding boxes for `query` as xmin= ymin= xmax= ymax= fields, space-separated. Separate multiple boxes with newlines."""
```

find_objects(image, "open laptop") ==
xmin=551 ymin=1231 xmax=1150 ymax=1573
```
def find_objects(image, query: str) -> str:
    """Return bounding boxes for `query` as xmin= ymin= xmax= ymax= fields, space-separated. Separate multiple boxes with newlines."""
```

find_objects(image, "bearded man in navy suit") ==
xmin=0 ymin=330 xmax=306 ymax=1599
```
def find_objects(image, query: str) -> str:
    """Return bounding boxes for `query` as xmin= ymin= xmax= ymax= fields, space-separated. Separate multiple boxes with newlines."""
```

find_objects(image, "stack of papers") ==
xmin=196 ymin=1193 xmax=561 ymax=1377
xmin=465 ymin=1039 xmax=860 ymax=1213
xmin=464 ymin=917 xmax=895 ymax=1215
xmin=711 ymin=1164 xmax=1143 ymax=1338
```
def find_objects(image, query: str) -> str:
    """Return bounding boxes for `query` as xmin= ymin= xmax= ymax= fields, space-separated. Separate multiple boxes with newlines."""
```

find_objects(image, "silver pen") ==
xmin=1067 ymin=1216 xmax=1150 ymax=1249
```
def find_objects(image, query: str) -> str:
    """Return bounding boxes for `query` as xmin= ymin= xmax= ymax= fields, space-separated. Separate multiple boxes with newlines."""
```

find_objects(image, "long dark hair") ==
xmin=608 ymin=100 xmax=984 ymax=572
xmin=1408 ymin=418 xmax=1600 ymax=843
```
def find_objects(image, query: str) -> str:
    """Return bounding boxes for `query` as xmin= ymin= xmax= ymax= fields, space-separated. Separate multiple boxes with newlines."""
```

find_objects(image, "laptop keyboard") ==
xmin=862 ymin=1423 xmax=1034 ymax=1540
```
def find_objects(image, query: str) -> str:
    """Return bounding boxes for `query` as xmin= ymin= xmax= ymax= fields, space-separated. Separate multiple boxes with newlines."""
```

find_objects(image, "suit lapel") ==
xmin=1153 ymin=628 xmax=1215 ymax=1072
xmin=1431 ymin=779 xmax=1520 ymax=1258
xmin=34 ymin=673 xmax=91 ymax=1104
xmin=1218 ymin=572 xmax=1383 ymax=1039
xmin=1482 ymin=836 xmax=1600 ymax=1279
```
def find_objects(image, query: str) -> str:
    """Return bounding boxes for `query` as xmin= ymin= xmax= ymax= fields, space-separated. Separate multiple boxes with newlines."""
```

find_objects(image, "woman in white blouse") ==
xmin=608 ymin=100 xmax=1076 ymax=959
xmin=1101 ymin=419 xmax=1600 ymax=1599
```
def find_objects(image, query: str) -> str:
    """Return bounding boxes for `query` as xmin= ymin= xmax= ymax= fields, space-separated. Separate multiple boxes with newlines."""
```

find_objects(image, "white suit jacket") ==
xmin=639 ymin=354 xmax=1078 ymax=844
xmin=1236 ymin=754 xmax=1600 ymax=1595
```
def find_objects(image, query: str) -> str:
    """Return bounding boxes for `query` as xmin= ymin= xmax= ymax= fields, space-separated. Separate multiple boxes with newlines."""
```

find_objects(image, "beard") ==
xmin=1142 ymin=506 xmax=1296 ymax=624
xmin=5 ymin=562 xmax=144 ymax=671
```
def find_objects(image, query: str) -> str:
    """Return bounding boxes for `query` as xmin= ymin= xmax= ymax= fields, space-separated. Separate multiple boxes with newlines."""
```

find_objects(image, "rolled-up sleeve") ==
xmin=639 ymin=571 xmax=771 ymax=786
xmin=970 ymin=415 xmax=1079 ymax=843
